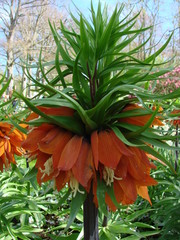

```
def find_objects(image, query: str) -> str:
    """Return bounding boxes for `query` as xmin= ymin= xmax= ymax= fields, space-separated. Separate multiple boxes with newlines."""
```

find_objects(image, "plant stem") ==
xmin=83 ymin=184 xmax=99 ymax=240
xmin=102 ymin=215 xmax=108 ymax=227
xmin=175 ymin=124 xmax=179 ymax=171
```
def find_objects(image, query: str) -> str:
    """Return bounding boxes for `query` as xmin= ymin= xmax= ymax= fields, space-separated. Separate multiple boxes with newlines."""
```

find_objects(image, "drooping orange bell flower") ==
xmin=22 ymin=105 xmax=161 ymax=208
xmin=91 ymin=129 xmax=157 ymax=211
xmin=22 ymin=107 xmax=94 ymax=196
xmin=0 ymin=122 xmax=26 ymax=171
xmin=22 ymin=123 xmax=94 ymax=196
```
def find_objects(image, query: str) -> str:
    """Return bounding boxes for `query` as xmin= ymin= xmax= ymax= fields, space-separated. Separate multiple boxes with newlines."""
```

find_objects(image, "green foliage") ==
xmin=0 ymin=162 xmax=42 ymax=239
xmin=150 ymin=164 xmax=180 ymax=239
xmin=0 ymin=158 xmax=73 ymax=239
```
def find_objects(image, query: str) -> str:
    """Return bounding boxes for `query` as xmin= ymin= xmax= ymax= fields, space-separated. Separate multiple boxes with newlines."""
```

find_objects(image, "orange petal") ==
xmin=41 ymin=127 xmax=60 ymax=143
xmin=118 ymin=174 xmax=137 ymax=202
xmin=53 ymin=131 xmax=73 ymax=169
xmin=0 ymin=140 xmax=5 ymax=157
xmin=0 ymin=122 xmax=11 ymax=129
xmin=136 ymin=174 xmax=158 ymax=186
xmin=36 ymin=151 xmax=51 ymax=168
xmin=22 ymin=130 xmax=46 ymax=152
xmin=4 ymin=139 xmax=11 ymax=152
xmin=137 ymin=186 xmax=152 ymax=205
xmin=11 ymin=146 xmax=23 ymax=156
xmin=115 ymin=157 xmax=128 ymax=179
xmin=98 ymin=130 xmax=121 ymax=169
xmin=55 ymin=171 xmax=70 ymax=191
xmin=129 ymin=147 xmax=153 ymax=171
xmin=0 ymin=131 xmax=4 ymax=137
xmin=120 ymin=115 xmax=150 ymax=126
xmin=12 ymin=128 xmax=26 ymax=141
xmin=114 ymin=180 xmax=124 ymax=203
xmin=91 ymin=131 xmax=99 ymax=170
xmin=36 ymin=124 xmax=55 ymax=132
xmin=9 ymin=132 xmax=25 ymax=148
xmin=5 ymin=150 xmax=15 ymax=165
xmin=126 ymin=150 xmax=146 ymax=181
xmin=72 ymin=141 xmax=93 ymax=187
xmin=38 ymin=106 xmax=74 ymax=117
xmin=58 ymin=135 xmax=83 ymax=171
xmin=121 ymin=194 xmax=135 ymax=205
xmin=22 ymin=124 xmax=53 ymax=151
xmin=110 ymin=130 xmax=133 ymax=156
xmin=38 ymin=128 xmax=63 ymax=154
xmin=36 ymin=153 xmax=58 ymax=185
xmin=26 ymin=112 xmax=39 ymax=121
xmin=36 ymin=168 xmax=57 ymax=185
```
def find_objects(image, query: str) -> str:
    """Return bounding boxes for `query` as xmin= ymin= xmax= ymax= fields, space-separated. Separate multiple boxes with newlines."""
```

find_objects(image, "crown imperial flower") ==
xmin=0 ymin=122 xmax=26 ymax=171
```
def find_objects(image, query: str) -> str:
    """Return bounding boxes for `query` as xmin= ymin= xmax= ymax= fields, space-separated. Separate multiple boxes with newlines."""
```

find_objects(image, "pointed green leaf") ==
xmin=55 ymin=44 xmax=67 ymax=88
xmin=65 ymin=190 xmax=86 ymax=231
xmin=97 ymin=178 xmax=108 ymax=216
xmin=0 ymin=77 xmax=11 ymax=98
xmin=111 ymin=126 xmax=141 ymax=146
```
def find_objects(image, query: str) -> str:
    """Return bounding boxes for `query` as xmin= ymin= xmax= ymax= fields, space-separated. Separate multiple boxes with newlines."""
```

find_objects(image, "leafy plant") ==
xmin=0 ymin=158 xmax=73 ymax=239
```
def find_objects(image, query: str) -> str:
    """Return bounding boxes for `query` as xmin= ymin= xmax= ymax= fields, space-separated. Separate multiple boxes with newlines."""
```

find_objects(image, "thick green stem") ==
xmin=83 ymin=184 xmax=99 ymax=240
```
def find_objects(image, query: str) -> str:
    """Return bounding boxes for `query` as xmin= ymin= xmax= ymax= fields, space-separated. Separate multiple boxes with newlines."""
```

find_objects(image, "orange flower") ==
xmin=22 ymin=124 xmax=94 ymax=196
xmin=119 ymin=104 xmax=164 ymax=126
xmin=23 ymin=106 xmax=94 ymax=195
xmin=0 ymin=122 xmax=26 ymax=171
xmin=23 ymin=106 xmax=158 ymax=209
xmin=91 ymin=130 xmax=157 ymax=211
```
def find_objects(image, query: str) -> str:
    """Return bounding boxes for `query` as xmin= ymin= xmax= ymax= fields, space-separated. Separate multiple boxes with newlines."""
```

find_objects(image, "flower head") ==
xmin=91 ymin=129 xmax=157 ymax=211
xmin=22 ymin=105 xmax=161 ymax=210
xmin=0 ymin=122 xmax=26 ymax=171
xmin=22 ymin=107 xmax=94 ymax=194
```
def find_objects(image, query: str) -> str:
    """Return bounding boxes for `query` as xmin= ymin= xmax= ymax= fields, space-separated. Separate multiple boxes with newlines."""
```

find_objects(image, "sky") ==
xmin=65 ymin=0 xmax=178 ymax=33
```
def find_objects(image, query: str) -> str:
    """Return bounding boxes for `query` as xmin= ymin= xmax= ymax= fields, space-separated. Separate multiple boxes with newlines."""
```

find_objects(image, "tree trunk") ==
xmin=83 ymin=185 xmax=99 ymax=240
xmin=6 ymin=48 xmax=14 ymax=97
